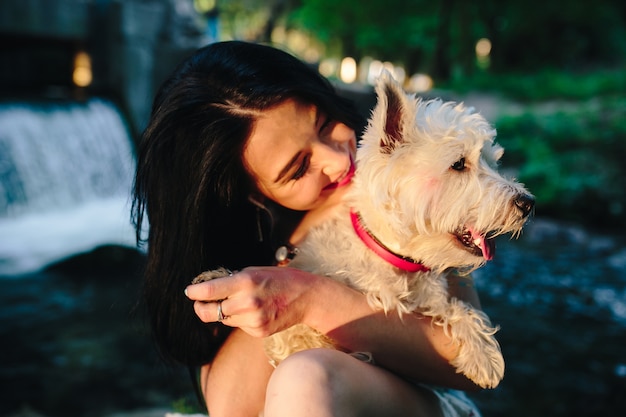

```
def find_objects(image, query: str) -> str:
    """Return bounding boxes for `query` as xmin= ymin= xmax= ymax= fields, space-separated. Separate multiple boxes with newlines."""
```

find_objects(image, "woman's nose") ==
xmin=317 ymin=141 xmax=349 ymax=178
xmin=317 ymin=123 xmax=356 ymax=177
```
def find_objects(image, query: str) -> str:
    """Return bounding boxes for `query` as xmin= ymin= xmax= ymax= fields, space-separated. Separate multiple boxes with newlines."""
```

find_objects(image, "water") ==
xmin=0 ymin=197 xmax=136 ymax=275
xmin=470 ymin=219 xmax=626 ymax=417
xmin=0 ymin=99 xmax=138 ymax=275
xmin=0 ymin=247 xmax=197 ymax=417
xmin=0 ymin=99 xmax=192 ymax=416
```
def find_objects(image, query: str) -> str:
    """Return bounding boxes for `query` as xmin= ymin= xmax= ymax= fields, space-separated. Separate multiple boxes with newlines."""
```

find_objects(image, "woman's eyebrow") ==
xmin=274 ymin=151 xmax=302 ymax=183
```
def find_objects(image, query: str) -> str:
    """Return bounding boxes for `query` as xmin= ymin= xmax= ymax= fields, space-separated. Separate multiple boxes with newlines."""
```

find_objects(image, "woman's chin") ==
xmin=319 ymin=183 xmax=352 ymax=205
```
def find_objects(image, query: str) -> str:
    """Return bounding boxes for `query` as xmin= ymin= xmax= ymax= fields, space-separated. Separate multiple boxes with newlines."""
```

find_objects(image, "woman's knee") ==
xmin=265 ymin=348 xmax=443 ymax=417
xmin=268 ymin=348 xmax=346 ymax=393
xmin=265 ymin=349 xmax=355 ymax=416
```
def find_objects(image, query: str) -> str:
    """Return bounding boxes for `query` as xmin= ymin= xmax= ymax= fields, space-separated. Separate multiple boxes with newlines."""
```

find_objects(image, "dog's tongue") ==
xmin=471 ymin=229 xmax=495 ymax=260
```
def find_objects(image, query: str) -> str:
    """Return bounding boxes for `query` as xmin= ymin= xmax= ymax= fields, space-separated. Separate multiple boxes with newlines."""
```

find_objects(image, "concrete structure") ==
xmin=0 ymin=0 xmax=205 ymax=137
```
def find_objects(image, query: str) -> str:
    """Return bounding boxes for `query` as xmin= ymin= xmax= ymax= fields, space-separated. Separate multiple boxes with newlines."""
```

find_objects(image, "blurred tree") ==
xmin=477 ymin=0 xmax=626 ymax=71
xmin=256 ymin=0 xmax=298 ymax=43
xmin=289 ymin=0 xmax=440 ymax=74
xmin=288 ymin=0 xmax=626 ymax=80
xmin=288 ymin=0 xmax=491 ymax=80
xmin=218 ymin=0 xmax=625 ymax=82
xmin=215 ymin=0 xmax=290 ymax=41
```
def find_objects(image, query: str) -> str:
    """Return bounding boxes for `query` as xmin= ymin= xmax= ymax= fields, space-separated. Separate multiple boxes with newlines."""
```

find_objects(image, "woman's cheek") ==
xmin=292 ymin=187 xmax=320 ymax=211
xmin=284 ymin=188 xmax=320 ymax=211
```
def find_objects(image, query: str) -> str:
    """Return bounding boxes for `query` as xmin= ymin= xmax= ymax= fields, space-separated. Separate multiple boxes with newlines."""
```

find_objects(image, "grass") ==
xmin=446 ymin=66 xmax=626 ymax=101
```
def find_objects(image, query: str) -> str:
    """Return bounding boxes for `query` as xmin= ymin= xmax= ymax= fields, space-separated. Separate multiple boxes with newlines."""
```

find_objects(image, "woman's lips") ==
xmin=323 ymin=159 xmax=356 ymax=190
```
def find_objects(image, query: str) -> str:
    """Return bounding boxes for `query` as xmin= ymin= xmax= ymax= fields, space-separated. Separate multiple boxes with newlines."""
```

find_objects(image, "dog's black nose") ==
xmin=515 ymin=194 xmax=535 ymax=218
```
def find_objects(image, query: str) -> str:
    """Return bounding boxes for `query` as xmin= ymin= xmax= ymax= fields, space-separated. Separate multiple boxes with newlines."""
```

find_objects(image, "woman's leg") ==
xmin=264 ymin=348 xmax=443 ymax=417
xmin=202 ymin=329 xmax=274 ymax=417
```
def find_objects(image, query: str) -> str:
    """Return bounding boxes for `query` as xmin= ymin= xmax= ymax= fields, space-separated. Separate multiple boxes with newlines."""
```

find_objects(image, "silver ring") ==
xmin=217 ymin=300 xmax=226 ymax=322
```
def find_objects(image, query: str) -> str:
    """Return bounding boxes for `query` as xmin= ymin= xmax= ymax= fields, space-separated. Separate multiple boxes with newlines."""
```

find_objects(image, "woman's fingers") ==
xmin=192 ymin=297 xmax=273 ymax=338
xmin=193 ymin=299 xmax=232 ymax=323
xmin=185 ymin=267 xmax=310 ymax=336
xmin=185 ymin=274 xmax=238 ymax=302
xmin=187 ymin=269 xmax=258 ymax=324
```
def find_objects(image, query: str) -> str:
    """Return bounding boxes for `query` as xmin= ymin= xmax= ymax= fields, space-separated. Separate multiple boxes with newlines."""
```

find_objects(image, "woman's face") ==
xmin=244 ymin=99 xmax=357 ymax=211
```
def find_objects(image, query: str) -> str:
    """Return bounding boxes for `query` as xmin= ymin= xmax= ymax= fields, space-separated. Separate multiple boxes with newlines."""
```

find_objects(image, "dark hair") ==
xmin=132 ymin=41 xmax=364 ymax=367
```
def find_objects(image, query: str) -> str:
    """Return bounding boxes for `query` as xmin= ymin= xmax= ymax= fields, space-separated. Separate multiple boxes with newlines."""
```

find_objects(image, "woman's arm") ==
xmin=297 ymin=268 xmax=480 ymax=390
xmin=186 ymin=267 xmax=481 ymax=390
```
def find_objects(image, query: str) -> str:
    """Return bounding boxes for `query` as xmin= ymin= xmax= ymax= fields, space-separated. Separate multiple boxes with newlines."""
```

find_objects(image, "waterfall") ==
xmin=0 ymin=99 xmax=138 ymax=275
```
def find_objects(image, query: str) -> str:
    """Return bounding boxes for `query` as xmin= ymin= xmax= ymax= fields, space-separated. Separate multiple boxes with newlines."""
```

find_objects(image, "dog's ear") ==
xmin=376 ymin=71 xmax=409 ymax=154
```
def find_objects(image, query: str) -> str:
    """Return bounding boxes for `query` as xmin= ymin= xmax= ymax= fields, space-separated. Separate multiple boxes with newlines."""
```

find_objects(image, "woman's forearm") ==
xmin=301 ymin=271 xmax=480 ymax=390
xmin=188 ymin=266 xmax=484 ymax=390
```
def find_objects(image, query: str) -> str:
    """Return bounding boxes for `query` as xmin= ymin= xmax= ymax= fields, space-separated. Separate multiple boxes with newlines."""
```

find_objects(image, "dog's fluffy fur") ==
xmin=195 ymin=72 xmax=534 ymax=389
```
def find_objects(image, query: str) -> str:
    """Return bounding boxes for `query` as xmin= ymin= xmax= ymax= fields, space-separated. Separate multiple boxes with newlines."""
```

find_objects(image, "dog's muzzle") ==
xmin=514 ymin=193 xmax=535 ymax=218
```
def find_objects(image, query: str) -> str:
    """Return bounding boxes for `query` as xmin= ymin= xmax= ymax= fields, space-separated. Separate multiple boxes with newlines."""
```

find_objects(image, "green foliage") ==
xmin=223 ymin=1 xmax=626 ymax=83
xmin=286 ymin=0 xmax=626 ymax=81
xmin=495 ymin=96 xmax=626 ymax=229
xmin=481 ymin=0 xmax=626 ymax=72
xmin=442 ymin=68 xmax=626 ymax=229
xmin=171 ymin=396 xmax=204 ymax=414
xmin=288 ymin=0 xmax=440 ymax=61
xmin=446 ymin=68 xmax=626 ymax=101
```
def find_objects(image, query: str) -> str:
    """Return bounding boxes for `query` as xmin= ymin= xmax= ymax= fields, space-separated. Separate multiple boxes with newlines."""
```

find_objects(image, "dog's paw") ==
xmin=453 ymin=339 xmax=505 ymax=389
xmin=264 ymin=324 xmax=337 ymax=365
xmin=191 ymin=267 xmax=233 ymax=284
xmin=450 ymin=308 xmax=505 ymax=389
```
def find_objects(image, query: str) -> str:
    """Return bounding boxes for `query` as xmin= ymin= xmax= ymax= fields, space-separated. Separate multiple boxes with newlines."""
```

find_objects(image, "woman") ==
xmin=133 ymin=40 xmax=484 ymax=417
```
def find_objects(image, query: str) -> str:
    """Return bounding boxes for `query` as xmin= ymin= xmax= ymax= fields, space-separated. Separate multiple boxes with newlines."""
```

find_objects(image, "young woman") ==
xmin=133 ymin=40 xmax=484 ymax=417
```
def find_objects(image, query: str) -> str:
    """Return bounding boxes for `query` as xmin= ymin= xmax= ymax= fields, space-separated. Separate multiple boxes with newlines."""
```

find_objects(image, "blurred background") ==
xmin=1 ymin=0 xmax=625 ymax=416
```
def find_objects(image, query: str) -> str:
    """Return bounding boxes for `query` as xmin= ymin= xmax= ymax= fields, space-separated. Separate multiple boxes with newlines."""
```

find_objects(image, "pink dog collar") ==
xmin=350 ymin=209 xmax=429 ymax=273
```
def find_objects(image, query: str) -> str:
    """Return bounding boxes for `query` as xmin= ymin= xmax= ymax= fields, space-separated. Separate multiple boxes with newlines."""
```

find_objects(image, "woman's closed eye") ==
xmin=290 ymin=153 xmax=311 ymax=180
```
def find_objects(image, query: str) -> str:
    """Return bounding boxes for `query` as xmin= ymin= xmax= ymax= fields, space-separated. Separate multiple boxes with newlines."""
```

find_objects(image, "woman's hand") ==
xmin=185 ymin=266 xmax=319 ymax=338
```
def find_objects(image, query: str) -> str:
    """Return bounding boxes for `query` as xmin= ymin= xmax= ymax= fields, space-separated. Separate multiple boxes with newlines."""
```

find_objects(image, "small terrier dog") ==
xmin=195 ymin=72 xmax=534 ymax=389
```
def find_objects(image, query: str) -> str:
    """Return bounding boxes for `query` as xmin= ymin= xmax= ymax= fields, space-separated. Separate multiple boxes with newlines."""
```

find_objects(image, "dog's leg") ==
xmin=191 ymin=267 xmax=233 ymax=284
xmin=445 ymin=299 xmax=505 ymax=389
xmin=408 ymin=275 xmax=504 ymax=388
xmin=264 ymin=325 xmax=337 ymax=366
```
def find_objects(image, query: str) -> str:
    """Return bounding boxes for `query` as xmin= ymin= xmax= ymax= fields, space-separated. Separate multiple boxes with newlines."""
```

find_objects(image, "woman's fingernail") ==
xmin=184 ymin=287 xmax=188 ymax=297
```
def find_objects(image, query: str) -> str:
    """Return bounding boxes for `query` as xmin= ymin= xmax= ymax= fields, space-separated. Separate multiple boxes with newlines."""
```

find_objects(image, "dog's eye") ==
xmin=451 ymin=158 xmax=466 ymax=171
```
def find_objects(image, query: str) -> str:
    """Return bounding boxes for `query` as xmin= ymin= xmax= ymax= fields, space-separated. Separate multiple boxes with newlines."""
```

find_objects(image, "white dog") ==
xmin=195 ymin=72 xmax=534 ymax=389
